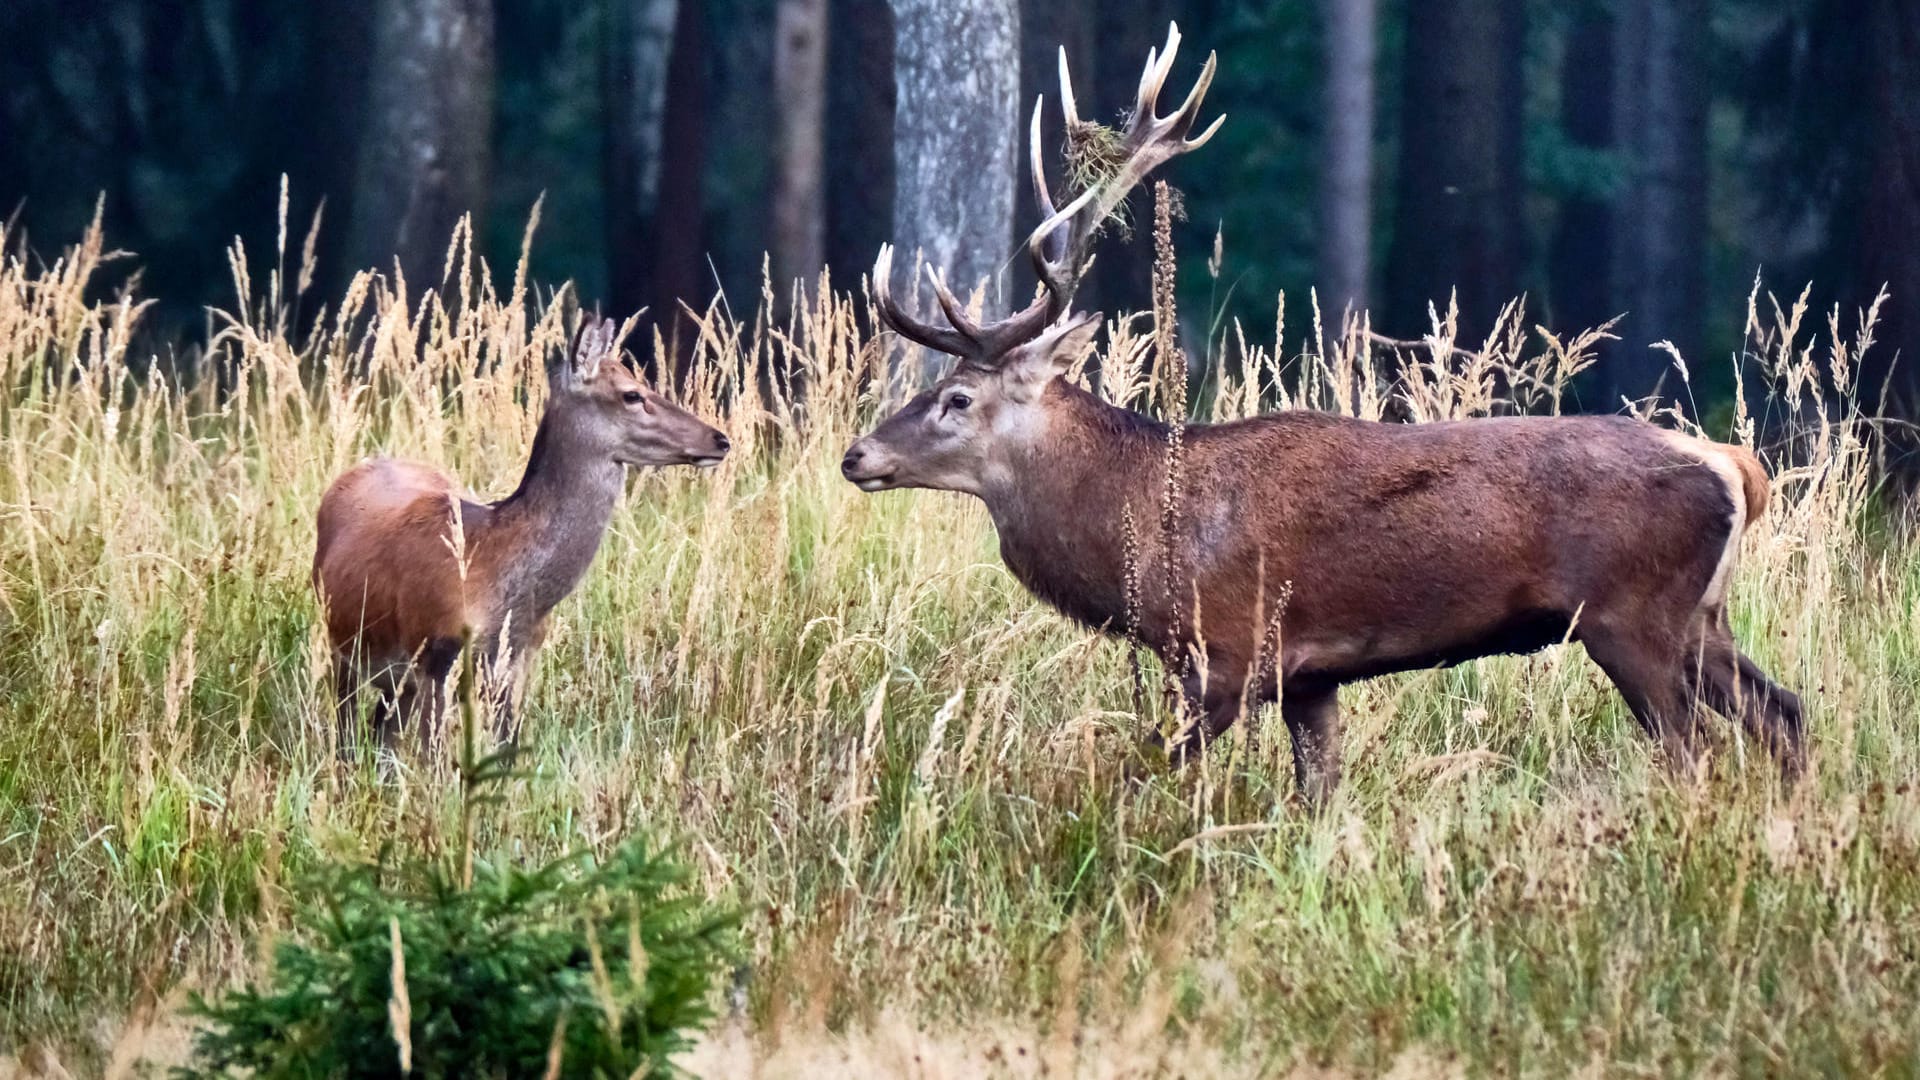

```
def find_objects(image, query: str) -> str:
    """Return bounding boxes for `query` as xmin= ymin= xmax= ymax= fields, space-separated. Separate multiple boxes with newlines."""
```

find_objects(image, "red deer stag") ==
xmin=315 ymin=317 xmax=730 ymax=754
xmin=841 ymin=25 xmax=1803 ymax=803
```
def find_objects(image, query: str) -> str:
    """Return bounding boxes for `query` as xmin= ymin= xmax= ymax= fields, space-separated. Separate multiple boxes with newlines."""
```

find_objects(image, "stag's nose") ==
xmin=841 ymin=447 xmax=864 ymax=477
xmin=713 ymin=432 xmax=731 ymax=453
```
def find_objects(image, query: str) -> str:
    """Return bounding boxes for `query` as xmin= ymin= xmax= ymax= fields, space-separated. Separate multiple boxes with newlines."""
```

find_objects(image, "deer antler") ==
xmin=1026 ymin=22 xmax=1224 ymax=314
xmin=872 ymin=22 xmax=1223 ymax=371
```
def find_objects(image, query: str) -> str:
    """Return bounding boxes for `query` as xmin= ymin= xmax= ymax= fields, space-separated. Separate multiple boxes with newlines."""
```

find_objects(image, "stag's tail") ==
xmin=1726 ymin=445 xmax=1769 ymax=528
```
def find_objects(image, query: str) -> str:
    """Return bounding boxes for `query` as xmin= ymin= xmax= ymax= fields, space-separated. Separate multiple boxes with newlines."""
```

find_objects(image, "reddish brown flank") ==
xmin=842 ymin=26 xmax=1803 ymax=804
xmin=314 ymin=317 xmax=729 ymax=755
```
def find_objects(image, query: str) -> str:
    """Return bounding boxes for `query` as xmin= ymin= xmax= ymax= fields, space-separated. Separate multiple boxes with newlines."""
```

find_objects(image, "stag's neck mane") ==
xmin=975 ymin=380 xmax=1180 ymax=635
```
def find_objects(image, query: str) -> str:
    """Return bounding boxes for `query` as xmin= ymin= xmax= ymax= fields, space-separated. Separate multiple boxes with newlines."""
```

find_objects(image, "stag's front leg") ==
xmin=1150 ymin=662 xmax=1252 ymax=768
xmin=1281 ymin=682 xmax=1342 ymax=808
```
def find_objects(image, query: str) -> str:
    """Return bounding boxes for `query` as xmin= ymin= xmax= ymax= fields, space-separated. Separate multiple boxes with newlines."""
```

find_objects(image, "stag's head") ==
xmin=550 ymin=316 xmax=731 ymax=469
xmin=842 ymin=24 xmax=1221 ymax=496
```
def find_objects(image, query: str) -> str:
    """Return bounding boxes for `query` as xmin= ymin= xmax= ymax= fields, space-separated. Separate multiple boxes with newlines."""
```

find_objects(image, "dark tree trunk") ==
xmin=1017 ymin=0 xmax=1093 ymax=303
xmin=1858 ymin=0 xmax=1920 ymax=414
xmin=1384 ymin=0 xmax=1528 ymax=344
xmin=347 ymin=0 xmax=496 ymax=292
xmin=887 ymin=0 xmax=1021 ymax=378
xmin=1082 ymin=3 xmax=1164 ymax=317
xmin=650 ymin=0 xmax=710 ymax=372
xmin=603 ymin=0 xmax=679 ymax=316
xmin=771 ymin=0 xmax=831 ymax=299
xmin=1317 ymin=0 xmax=1378 ymax=318
xmin=824 ymin=0 xmax=895 ymax=292
xmin=1608 ymin=0 xmax=1710 ymax=406
xmin=1549 ymin=9 xmax=1616 ymax=343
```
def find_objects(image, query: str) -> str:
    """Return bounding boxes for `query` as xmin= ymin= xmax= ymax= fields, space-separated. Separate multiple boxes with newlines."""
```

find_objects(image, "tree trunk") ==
xmin=603 ymin=0 xmax=679 ymax=316
xmin=1857 ymin=0 xmax=1920 ymax=415
xmin=1384 ymin=0 xmax=1527 ymax=344
xmin=1316 ymin=0 xmax=1377 ymax=318
xmin=1549 ymin=8 xmax=1616 ymax=348
xmin=1083 ymin=3 xmax=1163 ymax=317
xmin=771 ymin=0 xmax=831 ymax=300
xmin=1608 ymin=0 xmax=1709 ymax=406
xmin=1018 ymin=0 xmax=1093 ymax=305
xmin=887 ymin=0 xmax=1021 ymax=378
xmin=825 ymin=0 xmax=895 ymax=291
xmin=649 ymin=0 xmax=710 ymax=372
xmin=347 ymin=0 xmax=495 ymax=292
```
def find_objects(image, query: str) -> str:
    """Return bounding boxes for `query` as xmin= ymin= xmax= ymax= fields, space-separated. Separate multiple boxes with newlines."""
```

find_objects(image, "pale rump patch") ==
xmin=1659 ymin=430 xmax=1747 ymax=610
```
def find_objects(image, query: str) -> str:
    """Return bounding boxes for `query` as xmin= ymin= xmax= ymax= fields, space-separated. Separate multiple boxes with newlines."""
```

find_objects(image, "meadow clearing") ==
xmin=2 ymin=207 xmax=1917 ymax=1076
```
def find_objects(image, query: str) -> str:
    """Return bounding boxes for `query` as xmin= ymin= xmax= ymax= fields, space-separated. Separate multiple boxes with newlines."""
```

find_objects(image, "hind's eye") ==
xmin=623 ymin=391 xmax=644 ymax=405
xmin=947 ymin=392 xmax=972 ymax=411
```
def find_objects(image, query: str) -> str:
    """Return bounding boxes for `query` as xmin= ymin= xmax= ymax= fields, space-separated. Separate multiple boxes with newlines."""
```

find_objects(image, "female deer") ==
xmin=314 ymin=317 xmax=729 ymax=755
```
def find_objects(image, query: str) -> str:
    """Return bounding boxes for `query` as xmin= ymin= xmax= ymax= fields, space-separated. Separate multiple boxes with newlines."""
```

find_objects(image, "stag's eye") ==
xmin=947 ymin=392 xmax=972 ymax=412
xmin=622 ymin=390 xmax=644 ymax=405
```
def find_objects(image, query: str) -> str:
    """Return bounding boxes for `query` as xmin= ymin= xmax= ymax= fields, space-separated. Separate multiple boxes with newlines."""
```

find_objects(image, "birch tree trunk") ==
xmin=1317 ymin=0 xmax=1377 ymax=318
xmin=347 ymin=0 xmax=495 ymax=292
xmin=888 ymin=0 xmax=1020 ymax=378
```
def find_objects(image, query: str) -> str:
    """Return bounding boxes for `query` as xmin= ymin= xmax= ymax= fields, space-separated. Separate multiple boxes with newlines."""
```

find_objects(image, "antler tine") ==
xmin=1029 ymin=97 xmax=1058 ymax=225
xmin=930 ymin=263 xmax=1059 ymax=360
xmin=924 ymin=267 xmax=983 ymax=340
xmin=1057 ymin=46 xmax=1080 ymax=127
xmin=1125 ymin=25 xmax=1220 ymax=151
xmin=872 ymin=244 xmax=974 ymax=357
xmin=1026 ymin=184 xmax=1100 ymax=304
xmin=1165 ymin=51 xmax=1223 ymax=144
xmin=1136 ymin=23 xmax=1179 ymax=113
xmin=870 ymin=243 xmax=1051 ymax=368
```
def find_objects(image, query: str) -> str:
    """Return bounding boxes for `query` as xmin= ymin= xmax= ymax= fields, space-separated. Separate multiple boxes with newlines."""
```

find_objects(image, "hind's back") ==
xmin=314 ymin=458 xmax=470 ymax=663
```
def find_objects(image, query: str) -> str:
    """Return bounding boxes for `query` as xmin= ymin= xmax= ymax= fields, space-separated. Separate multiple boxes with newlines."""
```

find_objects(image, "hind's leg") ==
xmin=334 ymin=654 xmax=402 ymax=760
xmin=489 ymin=622 xmax=547 ymax=748
xmin=1689 ymin=619 xmax=1805 ymax=779
xmin=396 ymin=637 xmax=465 ymax=758
xmin=332 ymin=654 xmax=363 ymax=760
xmin=1581 ymin=623 xmax=1703 ymax=775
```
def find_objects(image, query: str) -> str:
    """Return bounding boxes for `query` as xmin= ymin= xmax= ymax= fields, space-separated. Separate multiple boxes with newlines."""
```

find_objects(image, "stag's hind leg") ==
xmin=1689 ymin=619 xmax=1805 ymax=779
xmin=1581 ymin=622 xmax=1704 ymax=775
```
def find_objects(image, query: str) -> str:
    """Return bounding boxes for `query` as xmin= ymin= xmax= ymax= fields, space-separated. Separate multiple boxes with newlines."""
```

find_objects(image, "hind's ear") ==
xmin=554 ymin=316 xmax=617 ymax=391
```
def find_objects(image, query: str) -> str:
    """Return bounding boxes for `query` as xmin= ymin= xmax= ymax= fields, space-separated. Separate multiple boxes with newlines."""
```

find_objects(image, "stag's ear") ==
xmin=554 ymin=316 xmax=618 ymax=392
xmin=1001 ymin=312 xmax=1102 ymax=401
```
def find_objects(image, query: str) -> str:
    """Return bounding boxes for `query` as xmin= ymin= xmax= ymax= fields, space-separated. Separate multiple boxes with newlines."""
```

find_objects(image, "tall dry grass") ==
xmin=1 ymin=202 xmax=1916 ymax=1077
